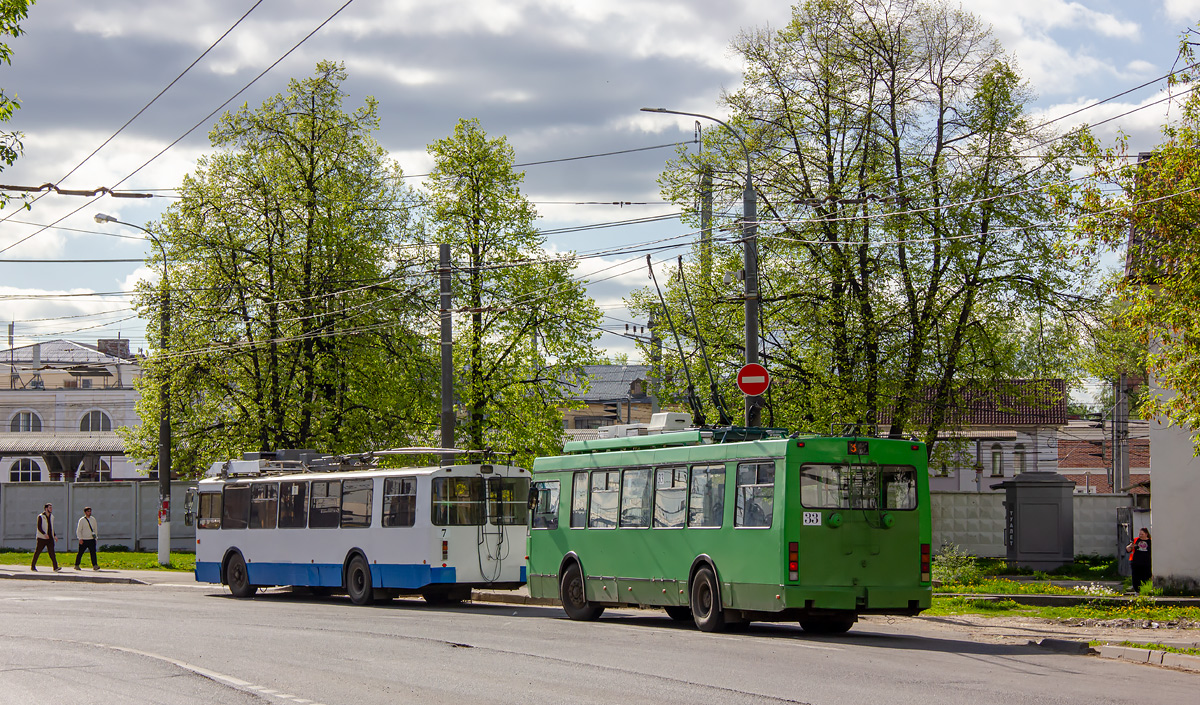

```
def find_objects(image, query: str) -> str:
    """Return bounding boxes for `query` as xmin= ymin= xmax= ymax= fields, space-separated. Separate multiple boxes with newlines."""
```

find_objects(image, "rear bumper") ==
xmin=782 ymin=584 xmax=931 ymax=613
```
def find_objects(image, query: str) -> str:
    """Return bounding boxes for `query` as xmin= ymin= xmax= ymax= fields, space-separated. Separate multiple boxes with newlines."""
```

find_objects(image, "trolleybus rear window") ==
xmin=531 ymin=480 xmax=559 ymax=529
xmin=488 ymin=477 xmax=529 ymax=525
xmin=800 ymin=464 xmax=918 ymax=510
xmin=432 ymin=477 xmax=484 ymax=526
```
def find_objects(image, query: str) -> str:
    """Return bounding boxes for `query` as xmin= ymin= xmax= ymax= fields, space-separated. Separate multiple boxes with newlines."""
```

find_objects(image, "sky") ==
xmin=1 ymin=0 xmax=1198 ymax=396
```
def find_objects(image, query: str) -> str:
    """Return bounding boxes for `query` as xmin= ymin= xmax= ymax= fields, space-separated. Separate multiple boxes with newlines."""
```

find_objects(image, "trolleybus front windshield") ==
xmin=799 ymin=464 xmax=918 ymax=510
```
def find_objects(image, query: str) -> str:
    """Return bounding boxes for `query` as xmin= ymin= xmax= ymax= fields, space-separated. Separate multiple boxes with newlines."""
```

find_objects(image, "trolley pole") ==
xmin=439 ymin=244 xmax=455 ymax=464
xmin=640 ymin=107 xmax=760 ymax=427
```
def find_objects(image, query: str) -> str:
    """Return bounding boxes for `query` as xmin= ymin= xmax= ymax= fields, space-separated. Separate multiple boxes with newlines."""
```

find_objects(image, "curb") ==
xmin=0 ymin=570 xmax=147 ymax=586
xmin=1035 ymin=638 xmax=1094 ymax=655
xmin=471 ymin=590 xmax=559 ymax=607
xmin=1097 ymin=644 xmax=1200 ymax=672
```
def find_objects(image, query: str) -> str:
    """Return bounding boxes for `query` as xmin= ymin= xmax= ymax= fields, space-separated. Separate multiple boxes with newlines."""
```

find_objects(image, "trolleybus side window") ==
xmin=383 ymin=477 xmax=417 ymax=527
xmin=250 ymin=482 xmax=279 ymax=529
xmin=310 ymin=480 xmax=342 ymax=528
xmin=569 ymin=472 xmax=588 ymax=528
xmin=735 ymin=462 xmax=775 ymax=528
xmin=688 ymin=465 xmax=725 ymax=528
xmin=222 ymin=485 xmax=250 ymax=530
xmin=531 ymin=480 xmax=560 ymax=529
xmin=278 ymin=481 xmax=308 ymax=528
xmin=619 ymin=468 xmax=651 ymax=528
xmin=341 ymin=479 xmax=373 ymax=528
xmin=432 ymin=477 xmax=484 ymax=526
xmin=198 ymin=492 xmax=222 ymax=529
xmin=588 ymin=470 xmax=619 ymax=528
xmin=488 ymin=476 xmax=529 ymax=525
xmin=653 ymin=466 xmax=687 ymax=528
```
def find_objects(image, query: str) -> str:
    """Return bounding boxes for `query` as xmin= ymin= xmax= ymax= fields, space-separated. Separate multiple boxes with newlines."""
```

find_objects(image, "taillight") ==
xmin=442 ymin=540 xmax=448 ymax=561
xmin=788 ymin=541 xmax=799 ymax=581
xmin=920 ymin=543 xmax=931 ymax=582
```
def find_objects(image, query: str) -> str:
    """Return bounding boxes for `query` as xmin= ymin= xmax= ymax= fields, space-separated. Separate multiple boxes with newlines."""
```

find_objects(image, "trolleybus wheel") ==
xmin=559 ymin=563 xmax=604 ymax=621
xmin=799 ymin=614 xmax=856 ymax=634
xmin=225 ymin=552 xmax=256 ymax=598
xmin=345 ymin=555 xmax=374 ymax=606
xmin=664 ymin=606 xmax=692 ymax=622
xmin=690 ymin=566 xmax=725 ymax=632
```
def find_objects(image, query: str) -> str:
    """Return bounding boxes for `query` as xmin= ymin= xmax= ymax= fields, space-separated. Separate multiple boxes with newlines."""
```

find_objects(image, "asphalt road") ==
xmin=0 ymin=576 xmax=1195 ymax=704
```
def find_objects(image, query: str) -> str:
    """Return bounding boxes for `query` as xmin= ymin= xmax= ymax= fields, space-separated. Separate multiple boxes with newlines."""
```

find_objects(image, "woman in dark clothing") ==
xmin=1127 ymin=528 xmax=1152 ymax=593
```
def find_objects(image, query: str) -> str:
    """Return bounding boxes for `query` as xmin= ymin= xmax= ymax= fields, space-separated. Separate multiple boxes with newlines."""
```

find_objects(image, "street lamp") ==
xmin=95 ymin=212 xmax=172 ymax=566
xmin=640 ymin=107 xmax=762 ymax=427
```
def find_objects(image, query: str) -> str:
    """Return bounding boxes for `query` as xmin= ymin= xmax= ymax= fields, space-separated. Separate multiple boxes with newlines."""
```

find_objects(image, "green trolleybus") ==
xmin=527 ymin=425 xmax=931 ymax=633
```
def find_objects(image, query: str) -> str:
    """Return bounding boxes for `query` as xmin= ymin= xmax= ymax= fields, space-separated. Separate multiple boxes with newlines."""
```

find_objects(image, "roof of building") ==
xmin=881 ymin=379 xmax=1067 ymax=427
xmin=1058 ymin=438 xmax=1150 ymax=470
xmin=573 ymin=364 xmax=652 ymax=402
xmin=1 ymin=339 xmax=134 ymax=366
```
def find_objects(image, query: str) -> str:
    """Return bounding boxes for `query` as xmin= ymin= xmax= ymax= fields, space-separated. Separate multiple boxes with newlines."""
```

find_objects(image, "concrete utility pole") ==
xmin=700 ymin=165 xmax=713 ymax=286
xmin=641 ymin=108 xmax=761 ymax=427
xmin=439 ymin=244 xmax=454 ymax=465
xmin=95 ymin=213 xmax=172 ymax=565
xmin=1115 ymin=373 xmax=1130 ymax=493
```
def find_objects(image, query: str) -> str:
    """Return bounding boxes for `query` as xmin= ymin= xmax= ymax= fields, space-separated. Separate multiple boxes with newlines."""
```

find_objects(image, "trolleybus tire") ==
xmin=690 ymin=566 xmax=725 ymax=632
xmin=799 ymin=614 xmax=856 ymax=634
xmin=664 ymin=606 xmax=692 ymax=622
xmin=225 ymin=551 xmax=257 ymax=598
xmin=559 ymin=563 xmax=604 ymax=621
xmin=345 ymin=555 xmax=374 ymax=606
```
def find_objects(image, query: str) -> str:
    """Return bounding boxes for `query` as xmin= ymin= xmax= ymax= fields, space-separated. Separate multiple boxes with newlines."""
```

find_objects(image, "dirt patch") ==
xmin=865 ymin=613 xmax=1200 ymax=647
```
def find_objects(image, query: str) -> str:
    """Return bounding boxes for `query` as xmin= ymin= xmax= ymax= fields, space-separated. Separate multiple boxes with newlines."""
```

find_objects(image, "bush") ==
xmin=932 ymin=543 xmax=983 ymax=585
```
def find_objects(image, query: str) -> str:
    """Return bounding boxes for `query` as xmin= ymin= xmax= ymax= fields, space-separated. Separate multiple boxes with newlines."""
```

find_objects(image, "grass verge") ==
xmin=0 ymin=551 xmax=195 ymax=572
xmin=928 ymin=595 xmax=1200 ymax=623
xmin=1088 ymin=640 xmax=1200 ymax=656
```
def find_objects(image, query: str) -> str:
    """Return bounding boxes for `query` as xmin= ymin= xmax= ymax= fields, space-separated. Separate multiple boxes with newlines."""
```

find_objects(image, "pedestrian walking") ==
xmin=1127 ymin=527 xmax=1152 ymax=593
xmin=31 ymin=503 xmax=61 ymax=572
xmin=75 ymin=507 xmax=99 ymax=571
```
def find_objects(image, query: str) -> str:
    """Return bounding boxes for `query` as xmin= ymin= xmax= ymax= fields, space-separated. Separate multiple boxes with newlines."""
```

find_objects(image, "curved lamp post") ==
xmin=640 ymin=108 xmax=761 ymax=427
xmin=95 ymin=213 xmax=172 ymax=565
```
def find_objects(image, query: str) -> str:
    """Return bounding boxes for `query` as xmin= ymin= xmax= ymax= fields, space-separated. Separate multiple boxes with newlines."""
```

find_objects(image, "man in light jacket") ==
xmin=31 ymin=503 xmax=61 ymax=571
xmin=75 ymin=507 xmax=99 ymax=571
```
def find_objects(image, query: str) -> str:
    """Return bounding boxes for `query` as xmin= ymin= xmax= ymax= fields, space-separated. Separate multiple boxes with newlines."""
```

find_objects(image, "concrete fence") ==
xmin=931 ymin=490 xmax=1135 ymax=558
xmin=0 ymin=481 xmax=196 ymax=552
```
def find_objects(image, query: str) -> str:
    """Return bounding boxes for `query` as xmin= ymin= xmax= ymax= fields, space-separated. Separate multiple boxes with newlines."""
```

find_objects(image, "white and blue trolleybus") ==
xmin=189 ymin=450 xmax=529 ymax=604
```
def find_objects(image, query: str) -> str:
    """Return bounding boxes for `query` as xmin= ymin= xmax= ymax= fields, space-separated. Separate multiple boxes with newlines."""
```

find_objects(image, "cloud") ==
xmin=1163 ymin=0 xmax=1200 ymax=24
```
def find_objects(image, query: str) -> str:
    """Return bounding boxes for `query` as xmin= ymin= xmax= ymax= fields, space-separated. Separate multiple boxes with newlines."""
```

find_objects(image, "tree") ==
xmin=424 ymin=118 xmax=601 ymax=467
xmin=0 ymin=0 xmax=33 ymax=205
xmin=120 ymin=62 xmax=433 ymax=477
xmin=1074 ymin=33 xmax=1200 ymax=443
xmin=634 ymin=0 xmax=1094 ymax=444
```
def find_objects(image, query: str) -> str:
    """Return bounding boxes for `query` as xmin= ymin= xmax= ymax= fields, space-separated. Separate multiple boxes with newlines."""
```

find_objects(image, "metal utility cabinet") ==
xmin=992 ymin=472 xmax=1075 ymax=570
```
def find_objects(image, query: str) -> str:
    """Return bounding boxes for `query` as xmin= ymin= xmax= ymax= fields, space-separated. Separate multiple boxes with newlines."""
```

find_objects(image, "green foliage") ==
xmin=423 ymin=118 xmax=601 ymax=467
xmin=1071 ymin=31 xmax=1200 ymax=447
xmin=0 ymin=0 xmax=33 ymax=208
xmin=633 ymin=0 xmax=1095 ymax=438
xmin=120 ymin=62 xmax=433 ymax=477
xmin=931 ymin=543 xmax=983 ymax=585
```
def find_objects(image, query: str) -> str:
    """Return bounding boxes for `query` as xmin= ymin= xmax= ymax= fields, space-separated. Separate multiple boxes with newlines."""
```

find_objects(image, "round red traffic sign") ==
xmin=736 ymin=363 xmax=771 ymax=396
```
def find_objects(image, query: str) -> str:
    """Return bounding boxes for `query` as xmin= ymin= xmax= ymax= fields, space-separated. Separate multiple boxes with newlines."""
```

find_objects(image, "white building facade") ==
xmin=1 ymin=339 xmax=145 ymax=483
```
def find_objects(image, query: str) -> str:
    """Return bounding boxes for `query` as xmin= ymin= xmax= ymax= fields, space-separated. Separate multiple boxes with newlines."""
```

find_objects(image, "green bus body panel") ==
xmin=529 ymin=436 xmax=932 ymax=617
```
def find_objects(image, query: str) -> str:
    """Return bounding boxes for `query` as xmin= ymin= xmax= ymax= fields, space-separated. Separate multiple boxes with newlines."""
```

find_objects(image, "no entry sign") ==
xmin=736 ymin=363 xmax=771 ymax=396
